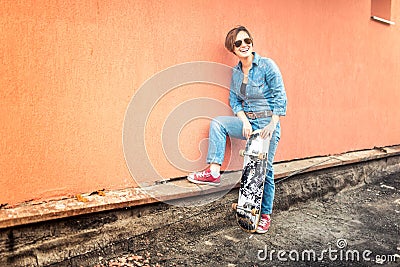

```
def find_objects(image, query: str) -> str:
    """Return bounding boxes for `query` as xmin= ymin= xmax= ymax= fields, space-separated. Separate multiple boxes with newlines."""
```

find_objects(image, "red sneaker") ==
xmin=256 ymin=214 xmax=271 ymax=234
xmin=187 ymin=169 xmax=221 ymax=186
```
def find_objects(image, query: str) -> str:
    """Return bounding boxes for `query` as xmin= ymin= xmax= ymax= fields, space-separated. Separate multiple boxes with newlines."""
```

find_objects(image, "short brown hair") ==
xmin=225 ymin=26 xmax=253 ymax=53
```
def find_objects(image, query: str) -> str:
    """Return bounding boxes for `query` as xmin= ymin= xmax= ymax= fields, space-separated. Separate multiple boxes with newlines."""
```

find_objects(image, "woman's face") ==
xmin=233 ymin=31 xmax=253 ymax=58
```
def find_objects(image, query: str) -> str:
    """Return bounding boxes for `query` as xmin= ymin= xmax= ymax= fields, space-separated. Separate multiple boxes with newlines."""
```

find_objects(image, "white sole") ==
xmin=187 ymin=176 xmax=220 ymax=186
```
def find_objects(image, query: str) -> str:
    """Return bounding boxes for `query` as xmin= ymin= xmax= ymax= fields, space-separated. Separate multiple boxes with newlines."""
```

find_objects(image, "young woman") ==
xmin=187 ymin=26 xmax=287 ymax=234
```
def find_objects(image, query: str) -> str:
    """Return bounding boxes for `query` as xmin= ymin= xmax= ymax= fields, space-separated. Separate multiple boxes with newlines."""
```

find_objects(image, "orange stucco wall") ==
xmin=1 ymin=1 xmax=399 ymax=205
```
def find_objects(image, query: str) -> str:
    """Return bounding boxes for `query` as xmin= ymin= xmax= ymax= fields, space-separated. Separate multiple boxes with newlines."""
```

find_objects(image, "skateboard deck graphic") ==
xmin=233 ymin=130 xmax=270 ymax=232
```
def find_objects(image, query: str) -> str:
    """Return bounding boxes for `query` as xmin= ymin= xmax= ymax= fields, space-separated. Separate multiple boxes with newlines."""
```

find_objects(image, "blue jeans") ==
xmin=206 ymin=116 xmax=281 ymax=215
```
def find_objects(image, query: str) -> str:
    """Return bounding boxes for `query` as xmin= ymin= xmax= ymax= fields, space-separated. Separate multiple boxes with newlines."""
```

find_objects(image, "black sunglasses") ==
xmin=234 ymin=38 xmax=252 ymax=48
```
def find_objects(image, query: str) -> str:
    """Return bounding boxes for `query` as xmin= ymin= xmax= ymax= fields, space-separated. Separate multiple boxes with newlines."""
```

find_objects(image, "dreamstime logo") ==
xmin=257 ymin=238 xmax=399 ymax=264
xmin=122 ymin=61 xmax=242 ymax=207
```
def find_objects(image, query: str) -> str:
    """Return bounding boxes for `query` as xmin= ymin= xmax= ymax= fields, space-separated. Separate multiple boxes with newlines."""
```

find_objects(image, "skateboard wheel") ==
xmin=258 ymin=153 xmax=266 ymax=160
xmin=239 ymin=149 xmax=245 ymax=157
xmin=232 ymin=203 xmax=238 ymax=210
xmin=251 ymin=208 xmax=259 ymax=216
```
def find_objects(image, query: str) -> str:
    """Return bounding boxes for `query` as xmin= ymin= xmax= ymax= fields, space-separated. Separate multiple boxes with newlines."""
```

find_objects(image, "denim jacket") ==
xmin=229 ymin=52 xmax=287 ymax=116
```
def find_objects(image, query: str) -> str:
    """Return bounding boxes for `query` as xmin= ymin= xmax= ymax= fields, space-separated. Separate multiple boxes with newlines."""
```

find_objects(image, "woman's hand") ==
xmin=242 ymin=120 xmax=253 ymax=139
xmin=260 ymin=114 xmax=280 ymax=139
xmin=236 ymin=111 xmax=253 ymax=139
xmin=260 ymin=121 xmax=276 ymax=139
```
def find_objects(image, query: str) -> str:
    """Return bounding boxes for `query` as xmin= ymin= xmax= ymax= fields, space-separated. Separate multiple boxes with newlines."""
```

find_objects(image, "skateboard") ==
xmin=232 ymin=129 xmax=270 ymax=232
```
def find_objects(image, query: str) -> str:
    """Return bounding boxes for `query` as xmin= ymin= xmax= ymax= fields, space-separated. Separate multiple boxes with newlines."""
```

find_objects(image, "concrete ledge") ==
xmin=1 ymin=145 xmax=399 ymax=229
xmin=1 ymin=147 xmax=400 ymax=266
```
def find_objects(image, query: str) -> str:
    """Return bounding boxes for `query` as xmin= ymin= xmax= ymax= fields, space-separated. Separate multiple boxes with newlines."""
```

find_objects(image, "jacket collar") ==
xmin=234 ymin=52 xmax=260 ymax=70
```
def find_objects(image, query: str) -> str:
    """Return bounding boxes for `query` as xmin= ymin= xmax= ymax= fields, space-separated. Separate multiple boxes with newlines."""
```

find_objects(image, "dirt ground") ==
xmin=84 ymin=173 xmax=400 ymax=267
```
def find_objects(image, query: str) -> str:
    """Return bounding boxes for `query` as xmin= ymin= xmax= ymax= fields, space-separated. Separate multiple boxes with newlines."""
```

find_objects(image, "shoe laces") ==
xmin=259 ymin=216 xmax=271 ymax=226
xmin=196 ymin=170 xmax=209 ymax=178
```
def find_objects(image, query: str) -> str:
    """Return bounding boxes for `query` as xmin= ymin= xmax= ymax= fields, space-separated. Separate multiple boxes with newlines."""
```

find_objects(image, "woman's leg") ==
xmin=206 ymin=116 xmax=246 ymax=165
xmin=260 ymin=122 xmax=281 ymax=215
xmin=187 ymin=115 xmax=246 ymax=185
